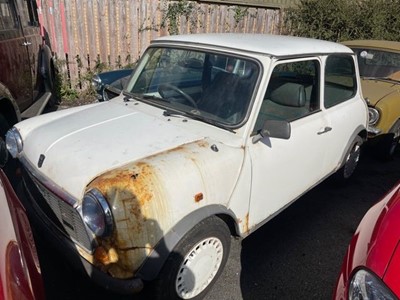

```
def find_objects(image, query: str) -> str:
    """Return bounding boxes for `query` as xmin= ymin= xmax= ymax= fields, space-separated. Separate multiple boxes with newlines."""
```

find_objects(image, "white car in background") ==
xmin=6 ymin=34 xmax=368 ymax=300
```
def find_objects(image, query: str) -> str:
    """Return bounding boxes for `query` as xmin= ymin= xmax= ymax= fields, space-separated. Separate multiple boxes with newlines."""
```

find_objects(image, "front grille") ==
xmin=22 ymin=167 xmax=93 ymax=251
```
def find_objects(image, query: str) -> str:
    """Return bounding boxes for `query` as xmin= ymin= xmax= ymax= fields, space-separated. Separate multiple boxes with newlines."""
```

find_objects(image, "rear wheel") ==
xmin=152 ymin=216 xmax=231 ymax=300
xmin=336 ymin=136 xmax=363 ymax=180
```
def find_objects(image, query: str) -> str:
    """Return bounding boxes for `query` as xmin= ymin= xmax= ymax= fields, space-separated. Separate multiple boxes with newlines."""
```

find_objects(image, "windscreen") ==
xmin=126 ymin=47 xmax=259 ymax=126
xmin=353 ymin=48 xmax=400 ymax=81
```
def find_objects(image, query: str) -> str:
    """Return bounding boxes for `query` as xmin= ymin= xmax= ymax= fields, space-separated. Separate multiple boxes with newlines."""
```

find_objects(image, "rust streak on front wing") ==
xmin=85 ymin=140 xmax=212 ymax=279
xmin=87 ymin=162 xmax=168 ymax=279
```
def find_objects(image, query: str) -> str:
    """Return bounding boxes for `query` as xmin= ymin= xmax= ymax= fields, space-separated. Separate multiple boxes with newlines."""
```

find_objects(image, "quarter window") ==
xmin=324 ymin=55 xmax=357 ymax=108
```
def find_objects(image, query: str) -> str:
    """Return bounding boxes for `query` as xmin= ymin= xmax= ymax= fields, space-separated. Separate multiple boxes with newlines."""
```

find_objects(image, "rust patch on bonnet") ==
xmin=196 ymin=139 xmax=209 ymax=148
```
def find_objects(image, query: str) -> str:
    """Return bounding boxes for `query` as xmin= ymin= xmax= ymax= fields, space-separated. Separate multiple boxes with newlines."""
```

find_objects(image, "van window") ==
xmin=19 ymin=0 xmax=38 ymax=26
xmin=0 ymin=0 xmax=17 ymax=30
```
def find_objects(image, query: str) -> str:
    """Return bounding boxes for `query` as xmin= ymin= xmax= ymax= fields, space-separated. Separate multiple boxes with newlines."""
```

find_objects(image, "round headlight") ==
xmin=91 ymin=75 xmax=102 ymax=91
xmin=5 ymin=127 xmax=23 ymax=158
xmin=349 ymin=269 xmax=396 ymax=300
xmin=368 ymin=107 xmax=380 ymax=126
xmin=82 ymin=189 xmax=113 ymax=237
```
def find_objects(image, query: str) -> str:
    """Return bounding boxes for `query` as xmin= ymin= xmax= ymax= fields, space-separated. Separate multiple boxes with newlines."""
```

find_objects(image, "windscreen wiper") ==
xmin=122 ymin=92 xmax=166 ymax=102
xmin=163 ymin=109 xmax=235 ymax=132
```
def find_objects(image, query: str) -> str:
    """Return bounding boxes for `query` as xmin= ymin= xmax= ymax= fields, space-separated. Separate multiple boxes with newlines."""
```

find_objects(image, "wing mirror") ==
xmin=252 ymin=119 xmax=291 ymax=143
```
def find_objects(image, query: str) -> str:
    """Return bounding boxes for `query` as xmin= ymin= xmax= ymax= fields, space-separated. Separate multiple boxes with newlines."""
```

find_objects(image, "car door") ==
xmin=322 ymin=54 xmax=366 ymax=172
xmin=247 ymin=58 xmax=333 ymax=228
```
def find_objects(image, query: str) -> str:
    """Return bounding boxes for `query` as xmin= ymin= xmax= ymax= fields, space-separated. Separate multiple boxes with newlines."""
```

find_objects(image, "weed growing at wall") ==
xmin=161 ymin=0 xmax=196 ymax=35
xmin=232 ymin=6 xmax=249 ymax=26
xmin=55 ymin=54 xmax=135 ymax=105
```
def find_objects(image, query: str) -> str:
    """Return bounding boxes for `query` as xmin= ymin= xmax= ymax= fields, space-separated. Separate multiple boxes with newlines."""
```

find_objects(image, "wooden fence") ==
xmin=36 ymin=0 xmax=283 ymax=88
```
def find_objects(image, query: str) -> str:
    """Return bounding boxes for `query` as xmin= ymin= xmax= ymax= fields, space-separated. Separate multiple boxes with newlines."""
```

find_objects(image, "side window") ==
xmin=324 ymin=55 xmax=357 ymax=108
xmin=0 ymin=0 xmax=18 ymax=30
xmin=253 ymin=59 xmax=320 ymax=133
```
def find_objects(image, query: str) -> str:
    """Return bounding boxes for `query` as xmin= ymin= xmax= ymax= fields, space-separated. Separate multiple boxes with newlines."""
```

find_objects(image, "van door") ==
xmin=0 ymin=0 xmax=39 ymax=111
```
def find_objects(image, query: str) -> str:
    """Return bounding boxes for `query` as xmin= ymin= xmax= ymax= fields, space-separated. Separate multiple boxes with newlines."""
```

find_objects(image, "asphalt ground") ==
xmin=32 ymin=145 xmax=399 ymax=300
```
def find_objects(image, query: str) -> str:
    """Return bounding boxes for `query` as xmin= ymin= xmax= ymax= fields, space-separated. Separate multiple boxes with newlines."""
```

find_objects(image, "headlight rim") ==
xmin=368 ymin=107 xmax=380 ymax=126
xmin=82 ymin=188 xmax=114 ymax=238
xmin=5 ymin=127 xmax=23 ymax=158
xmin=91 ymin=75 xmax=103 ymax=91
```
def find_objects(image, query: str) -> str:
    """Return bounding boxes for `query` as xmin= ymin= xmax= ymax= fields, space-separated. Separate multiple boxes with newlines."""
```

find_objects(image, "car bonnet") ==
xmin=352 ymin=183 xmax=400 ymax=278
xmin=18 ymin=101 xmax=205 ymax=200
xmin=361 ymin=79 xmax=400 ymax=106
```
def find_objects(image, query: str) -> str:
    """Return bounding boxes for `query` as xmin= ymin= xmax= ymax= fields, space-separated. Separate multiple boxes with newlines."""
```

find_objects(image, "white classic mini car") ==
xmin=6 ymin=34 xmax=368 ymax=299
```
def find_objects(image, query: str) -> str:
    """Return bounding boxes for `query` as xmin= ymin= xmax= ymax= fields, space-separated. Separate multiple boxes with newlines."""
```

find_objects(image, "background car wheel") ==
xmin=336 ymin=136 xmax=363 ymax=181
xmin=40 ymin=45 xmax=59 ymax=108
xmin=152 ymin=216 xmax=231 ymax=300
xmin=0 ymin=114 xmax=9 ymax=139
xmin=0 ymin=114 xmax=15 ymax=180
xmin=380 ymin=123 xmax=400 ymax=160
xmin=388 ymin=135 xmax=400 ymax=157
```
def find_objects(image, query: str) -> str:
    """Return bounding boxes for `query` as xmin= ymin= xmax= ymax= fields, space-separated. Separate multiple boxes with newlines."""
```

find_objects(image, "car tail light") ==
xmin=5 ymin=241 xmax=35 ymax=300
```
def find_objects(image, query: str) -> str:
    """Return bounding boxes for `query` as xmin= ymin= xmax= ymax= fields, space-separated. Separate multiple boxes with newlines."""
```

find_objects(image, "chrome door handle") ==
xmin=318 ymin=127 xmax=332 ymax=135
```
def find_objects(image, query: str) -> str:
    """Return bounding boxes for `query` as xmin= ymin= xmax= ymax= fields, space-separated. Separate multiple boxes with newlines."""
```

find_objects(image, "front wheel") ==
xmin=379 ymin=123 xmax=400 ymax=160
xmin=152 ymin=216 xmax=231 ymax=300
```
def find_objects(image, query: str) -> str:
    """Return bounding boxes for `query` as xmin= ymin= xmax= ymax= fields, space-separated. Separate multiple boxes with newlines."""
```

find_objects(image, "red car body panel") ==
xmin=0 ymin=169 xmax=44 ymax=300
xmin=333 ymin=182 xmax=400 ymax=299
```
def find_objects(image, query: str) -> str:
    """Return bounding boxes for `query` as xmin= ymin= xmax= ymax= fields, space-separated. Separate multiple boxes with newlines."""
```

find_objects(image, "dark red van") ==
xmin=0 ymin=0 xmax=55 ymax=137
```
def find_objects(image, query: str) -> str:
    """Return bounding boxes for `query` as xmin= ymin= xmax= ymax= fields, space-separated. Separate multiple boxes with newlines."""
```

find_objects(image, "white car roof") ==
xmin=152 ymin=33 xmax=353 ymax=57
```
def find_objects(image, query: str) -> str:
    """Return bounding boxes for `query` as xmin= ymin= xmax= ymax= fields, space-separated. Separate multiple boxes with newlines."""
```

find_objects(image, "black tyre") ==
xmin=0 ymin=114 xmax=9 ymax=167
xmin=380 ymin=124 xmax=400 ymax=160
xmin=336 ymin=136 xmax=363 ymax=180
xmin=0 ymin=114 xmax=15 ymax=178
xmin=0 ymin=114 xmax=9 ymax=138
xmin=41 ymin=46 xmax=59 ymax=108
xmin=388 ymin=135 xmax=400 ymax=158
xmin=152 ymin=216 xmax=231 ymax=300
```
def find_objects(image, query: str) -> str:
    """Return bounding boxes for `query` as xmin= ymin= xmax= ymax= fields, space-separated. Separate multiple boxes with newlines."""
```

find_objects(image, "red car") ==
xmin=334 ymin=182 xmax=400 ymax=299
xmin=0 ymin=159 xmax=44 ymax=299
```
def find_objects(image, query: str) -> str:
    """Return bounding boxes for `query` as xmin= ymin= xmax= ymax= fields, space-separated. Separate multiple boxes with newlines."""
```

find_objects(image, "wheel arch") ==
xmin=136 ymin=204 xmax=239 ymax=281
xmin=40 ymin=44 xmax=56 ymax=81
xmin=39 ymin=44 xmax=58 ymax=107
xmin=0 ymin=83 xmax=21 ymax=130
xmin=337 ymin=125 xmax=366 ymax=170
